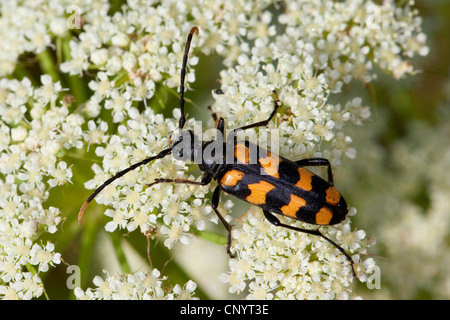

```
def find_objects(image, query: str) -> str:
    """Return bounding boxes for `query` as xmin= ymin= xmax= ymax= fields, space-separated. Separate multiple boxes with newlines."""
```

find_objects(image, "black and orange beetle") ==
xmin=79 ymin=27 xmax=356 ymax=277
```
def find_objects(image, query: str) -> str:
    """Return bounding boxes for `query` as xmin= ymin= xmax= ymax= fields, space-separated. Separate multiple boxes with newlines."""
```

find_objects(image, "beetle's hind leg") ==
xmin=211 ymin=185 xmax=236 ymax=258
xmin=262 ymin=209 xmax=357 ymax=278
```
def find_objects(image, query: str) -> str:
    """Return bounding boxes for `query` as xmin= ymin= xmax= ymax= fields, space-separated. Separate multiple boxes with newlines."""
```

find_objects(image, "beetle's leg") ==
xmin=212 ymin=185 xmax=235 ymax=258
xmin=207 ymin=106 xmax=218 ymax=123
xmin=295 ymin=158 xmax=334 ymax=186
xmin=216 ymin=117 xmax=224 ymax=136
xmin=207 ymin=106 xmax=225 ymax=137
xmin=230 ymin=90 xmax=280 ymax=134
xmin=149 ymin=178 xmax=235 ymax=257
xmin=78 ymin=147 xmax=173 ymax=224
xmin=147 ymin=172 xmax=212 ymax=187
xmin=262 ymin=209 xmax=356 ymax=278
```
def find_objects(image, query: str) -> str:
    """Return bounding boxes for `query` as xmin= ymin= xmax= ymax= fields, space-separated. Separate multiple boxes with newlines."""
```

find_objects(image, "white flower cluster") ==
xmin=212 ymin=0 xmax=428 ymax=163
xmin=0 ymin=0 xmax=109 ymax=77
xmin=0 ymin=75 xmax=84 ymax=299
xmin=83 ymin=107 xmax=224 ymax=250
xmin=75 ymin=268 xmax=198 ymax=300
xmin=218 ymin=206 xmax=375 ymax=299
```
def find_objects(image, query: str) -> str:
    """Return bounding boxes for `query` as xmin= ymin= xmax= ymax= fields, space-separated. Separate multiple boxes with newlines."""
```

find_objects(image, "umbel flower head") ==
xmin=0 ymin=0 xmax=428 ymax=300
xmin=74 ymin=268 xmax=198 ymax=300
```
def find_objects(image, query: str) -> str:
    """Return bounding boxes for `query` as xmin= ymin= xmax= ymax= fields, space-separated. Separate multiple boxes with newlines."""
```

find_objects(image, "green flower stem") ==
xmin=112 ymin=70 xmax=129 ymax=87
xmin=37 ymin=48 xmax=59 ymax=83
xmin=191 ymin=229 xmax=227 ymax=246
xmin=61 ymin=36 xmax=89 ymax=105
xmin=117 ymin=229 xmax=209 ymax=299
xmin=77 ymin=207 xmax=102 ymax=289
xmin=56 ymin=36 xmax=63 ymax=66
xmin=109 ymin=230 xmax=132 ymax=274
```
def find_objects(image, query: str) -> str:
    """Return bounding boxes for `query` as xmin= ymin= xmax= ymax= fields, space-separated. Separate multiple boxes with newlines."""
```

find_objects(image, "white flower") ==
xmin=90 ymin=48 xmax=109 ymax=66
xmin=10 ymin=126 xmax=27 ymax=142
xmin=76 ymin=269 xmax=198 ymax=300
xmin=172 ymin=280 xmax=198 ymax=300
xmin=34 ymin=75 xmax=62 ymax=105
xmin=48 ymin=161 xmax=72 ymax=187
xmin=29 ymin=242 xmax=61 ymax=273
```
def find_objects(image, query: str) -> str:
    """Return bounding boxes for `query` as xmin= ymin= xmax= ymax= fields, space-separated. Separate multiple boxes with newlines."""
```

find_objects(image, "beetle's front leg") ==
xmin=147 ymin=172 xmax=212 ymax=188
xmin=211 ymin=185 xmax=235 ymax=258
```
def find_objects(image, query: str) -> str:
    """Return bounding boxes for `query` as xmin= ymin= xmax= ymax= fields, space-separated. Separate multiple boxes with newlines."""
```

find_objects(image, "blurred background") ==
xmin=338 ymin=0 xmax=450 ymax=299
xmin=33 ymin=0 xmax=450 ymax=299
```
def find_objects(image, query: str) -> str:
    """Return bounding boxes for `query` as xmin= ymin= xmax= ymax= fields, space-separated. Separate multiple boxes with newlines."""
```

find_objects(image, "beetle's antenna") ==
xmin=179 ymin=26 xmax=199 ymax=130
xmin=78 ymin=148 xmax=172 ymax=224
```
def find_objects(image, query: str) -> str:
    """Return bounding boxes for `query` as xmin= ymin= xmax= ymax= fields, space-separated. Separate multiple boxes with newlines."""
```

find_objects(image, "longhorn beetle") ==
xmin=79 ymin=27 xmax=357 ymax=278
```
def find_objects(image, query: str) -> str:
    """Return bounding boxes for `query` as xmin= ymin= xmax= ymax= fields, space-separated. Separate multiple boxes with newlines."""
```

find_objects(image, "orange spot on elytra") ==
xmin=235 ymin=143 xmax=250 ymax=164
xmin=295 ymin=168 xmax=313 ymax=191
xmin=259 ymin=151 xmax=281 ymax=178
xmin=281 ymin=194 xmax=306 ymax=219
xmin=220 ymin=170 xmax=245 ymax=187
xmin=325 ymin=186 xmax=341 ymax=206
xmin=315 ymin=207 xmax=333 ymax=225
xmin=246 ymin=181 xmax=276 ymax=205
